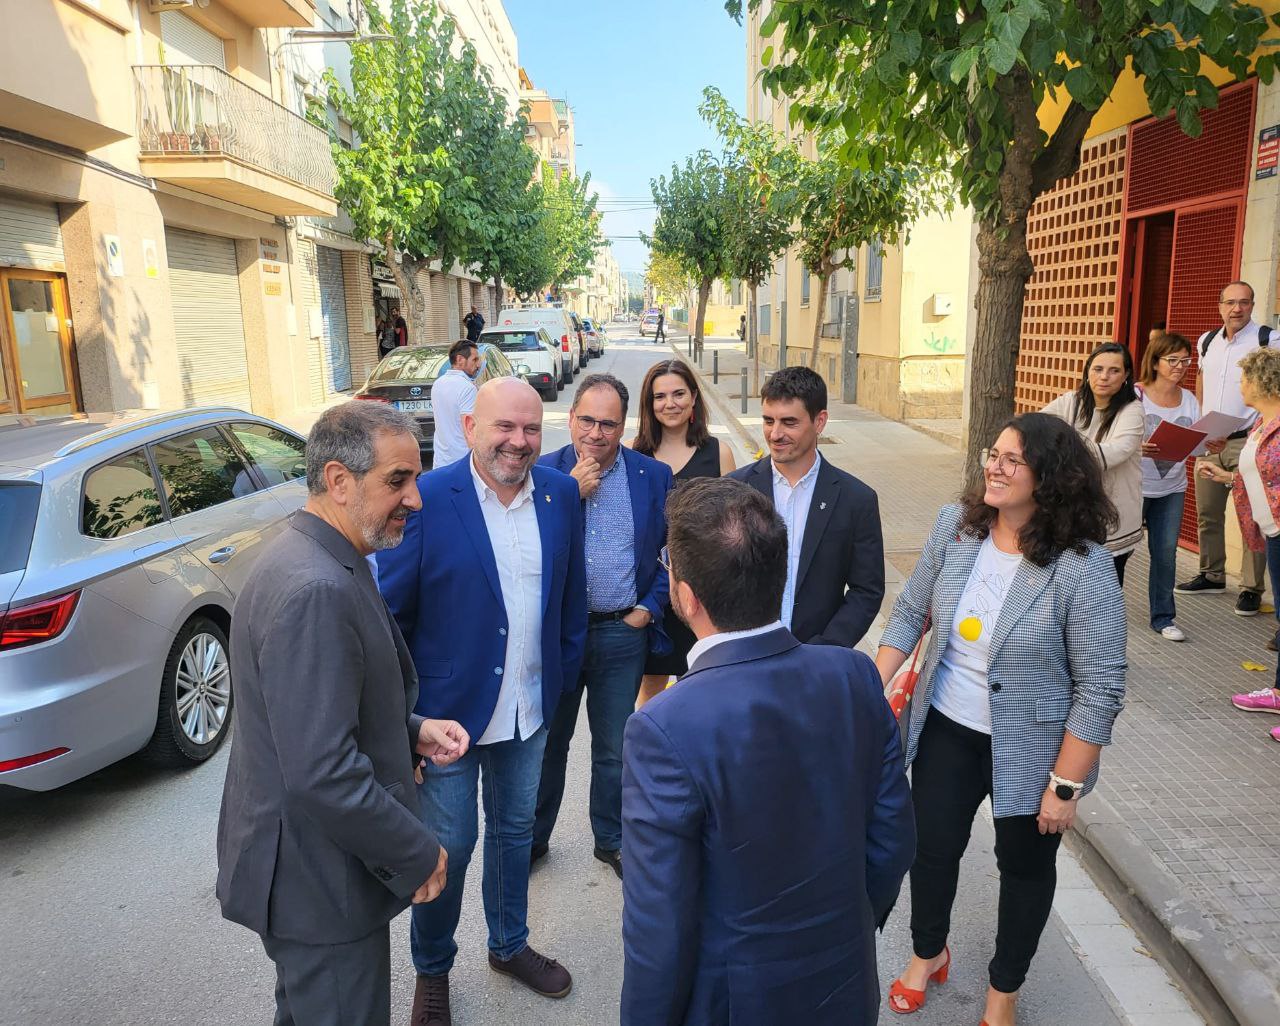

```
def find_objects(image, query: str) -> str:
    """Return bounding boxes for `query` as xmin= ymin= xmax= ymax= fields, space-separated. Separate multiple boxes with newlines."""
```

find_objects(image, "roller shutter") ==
xmin=0 ymin=195 xmax=65 ymax=271
xmin=427 ymin=272 xmax=450 ymax=345
xmin=317 ymin=245 xmax=352 ymax=392
xmin=165 ymin=228 xmax=250 ymax=409
xmin=299 ymin=241 xmax=326 ymax=404
xmin=159 ymin=12 xmax=227 ymax=69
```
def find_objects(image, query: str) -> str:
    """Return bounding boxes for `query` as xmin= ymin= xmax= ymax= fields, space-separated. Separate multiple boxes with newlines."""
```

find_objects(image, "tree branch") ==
xmin=1029 ymin=98 xmax=1094 ymax=197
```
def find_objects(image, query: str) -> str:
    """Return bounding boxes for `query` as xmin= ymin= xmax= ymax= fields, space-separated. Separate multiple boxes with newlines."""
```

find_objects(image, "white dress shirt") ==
xmin=686 ymin=620 xmax=785 ymax=673
xmin=772 ymin=452 xmax=823 ymax=629
xmin=471 ymin=458 xmax=544 ymax=745
xmin=1200 ymin=320 xmax=1263 ymax=422
xmin=431 ymin=369 xmax=478 ymax=469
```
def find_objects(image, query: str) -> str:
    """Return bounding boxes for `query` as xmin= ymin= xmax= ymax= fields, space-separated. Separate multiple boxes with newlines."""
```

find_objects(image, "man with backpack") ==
xmin=1176 ymin=279 xmax=1270 ymax=615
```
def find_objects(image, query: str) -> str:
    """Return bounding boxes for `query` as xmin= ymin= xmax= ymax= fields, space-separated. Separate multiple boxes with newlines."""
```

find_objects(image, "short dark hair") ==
xmin=666 ymin=478 xmax=787 ymax=631
xmin=1219 ymin=280 xmax=1255 ymax=302
xmin=448 ymin=339 xmax=477 ymax=365
xmin=761 ymin=365 xmax=826 ymax=420
xmin=306 ymin=400 xmax=420 ymax=496
xmin=572 ymin=372 xmax=629 ymax=419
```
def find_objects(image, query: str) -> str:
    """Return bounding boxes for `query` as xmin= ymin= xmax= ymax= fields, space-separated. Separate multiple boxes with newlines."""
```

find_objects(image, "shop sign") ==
xmin=371 ymin=259 xmax=396 ymax=283
xmin=1256 ymin=124 xmax=1280 ymax=180
xmin=104 ymin=234 xmax=124 ymax=277
xmin=142 ymin=239 xmax=159 ymax=279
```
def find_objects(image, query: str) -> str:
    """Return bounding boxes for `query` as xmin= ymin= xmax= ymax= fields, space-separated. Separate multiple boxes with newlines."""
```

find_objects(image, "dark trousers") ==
xmin=909 ymin=709 xmax=1062 ymax=994
xmin=655 ymin=324 xmax=665 ymax=342
xmin=534 ymin=619 xmax=648 ymax=852
xmin=1112 ymin=550 xmax=1132 ymax=587
xmin=261 ymin=925 xmax=390 ymax=1026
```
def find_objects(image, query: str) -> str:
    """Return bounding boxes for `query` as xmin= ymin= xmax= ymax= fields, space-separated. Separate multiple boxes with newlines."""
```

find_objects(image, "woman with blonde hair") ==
xmin=1198 ymin=346 xmax=1280 ymax=744
xmin=1136 ymin=332 xmax=1201 ymax=642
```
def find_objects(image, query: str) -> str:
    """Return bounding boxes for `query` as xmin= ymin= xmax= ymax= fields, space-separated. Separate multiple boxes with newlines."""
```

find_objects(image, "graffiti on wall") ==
xmin=922 ymin=330 xmax=959 ymax=354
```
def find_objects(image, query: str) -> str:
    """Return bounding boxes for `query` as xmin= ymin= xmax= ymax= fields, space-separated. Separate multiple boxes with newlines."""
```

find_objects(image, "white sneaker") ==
xmin=1160 ymin=624 xmax=1187 ymax=642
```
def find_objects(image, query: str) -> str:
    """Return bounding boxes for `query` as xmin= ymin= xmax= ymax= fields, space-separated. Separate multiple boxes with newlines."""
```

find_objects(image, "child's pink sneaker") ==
xmin=1232 ymin=688 xmax=1280 ymax=713
xmin=1271 ymin=726 xmax=1280 ymax=743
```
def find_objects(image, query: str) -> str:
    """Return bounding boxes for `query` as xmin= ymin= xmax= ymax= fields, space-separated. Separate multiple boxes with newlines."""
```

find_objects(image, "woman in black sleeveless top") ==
xmin=629 ymin=359 xmax=736 ymax=706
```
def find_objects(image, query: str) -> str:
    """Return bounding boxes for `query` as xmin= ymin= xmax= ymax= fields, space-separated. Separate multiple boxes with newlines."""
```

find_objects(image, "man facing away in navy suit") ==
xmin=377 ymin=378 xmax=587 ymax=1026
xmin=621 ymin=478 xmax=915 ymax=1026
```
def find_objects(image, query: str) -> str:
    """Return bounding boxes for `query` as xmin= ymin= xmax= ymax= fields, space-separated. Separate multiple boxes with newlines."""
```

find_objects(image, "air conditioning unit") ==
xmin=150 ymin=0 xmax=197 ymax=12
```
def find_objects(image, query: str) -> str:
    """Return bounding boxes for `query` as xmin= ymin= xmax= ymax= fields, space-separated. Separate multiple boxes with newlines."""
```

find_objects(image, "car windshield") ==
xmin=486 ymin=331 xmax=542 ymax=352
xmin=369 ymin=348 xmax=451 ymax=385
xmin=0 ymin=481 xmax=40 ymax=572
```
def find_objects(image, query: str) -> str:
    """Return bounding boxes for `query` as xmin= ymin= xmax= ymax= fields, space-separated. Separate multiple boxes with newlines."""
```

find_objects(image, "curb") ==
xmin=1067 ymin=790 xmax=1280 ymax=1026
xmin=669 ymin=339 xmax=763 ymax=460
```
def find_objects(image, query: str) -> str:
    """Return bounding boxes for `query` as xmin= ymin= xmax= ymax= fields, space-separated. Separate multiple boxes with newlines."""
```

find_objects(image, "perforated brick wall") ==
xmin=1015 ymin=130 xmax=1127 ymax=411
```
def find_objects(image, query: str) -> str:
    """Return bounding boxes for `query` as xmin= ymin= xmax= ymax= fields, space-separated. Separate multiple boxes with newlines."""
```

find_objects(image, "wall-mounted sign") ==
xmin=264 ymin=282 xmax=283 ymax=297
xmin=1257 ymin=124 xmax=1280 ymax=180
xmin=262 ymin=263 xmax=282 ymax=275
xmin=259 ymin=236 xmax=280 ymax=262
xmin=142 ymin=239 xmax=159 ymax=279
xmin=371 ymin=259 xmax=396 ymax=284
xmin=104 ymin=234 xmax=124 ymax=277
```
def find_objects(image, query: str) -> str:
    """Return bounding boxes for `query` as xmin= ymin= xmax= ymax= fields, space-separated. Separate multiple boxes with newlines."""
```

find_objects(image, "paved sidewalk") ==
xmin=682 ymin=338 xmax=1280 ymax=1026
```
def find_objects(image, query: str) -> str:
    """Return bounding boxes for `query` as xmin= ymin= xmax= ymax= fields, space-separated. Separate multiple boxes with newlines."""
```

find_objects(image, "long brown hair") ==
xmin=1139 ymin=331 xmax=1192 ymax=386
xmin=632 ymin=359 xmax=709 ymax=456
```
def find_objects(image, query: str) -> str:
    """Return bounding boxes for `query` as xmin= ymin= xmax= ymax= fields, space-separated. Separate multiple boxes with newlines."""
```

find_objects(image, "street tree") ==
xmin=542 ymin=168 xmax=603 ymax=295
xmin=503 ymin=179 xmax=559 ymax=301
xmin=646 ymin=152 xmax=736 ymax=355
xmin=326 ymin=0 xmax=514 ymax=342
xmin=645 ymin=250 xmax=696 ymax=309
xmin=727 ymin=0 xmax=1279 ymax=477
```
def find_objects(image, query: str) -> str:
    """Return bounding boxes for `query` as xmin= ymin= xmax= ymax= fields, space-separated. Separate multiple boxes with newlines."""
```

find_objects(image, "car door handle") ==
xmin=208 ymin=546 xmax=237 ymax=564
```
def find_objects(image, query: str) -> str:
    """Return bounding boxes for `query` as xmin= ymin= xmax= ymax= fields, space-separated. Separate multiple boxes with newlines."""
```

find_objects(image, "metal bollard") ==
xmin=713 ymin=349 xmax=719 ymax=384
xmin=740 ymin=367 xmax=748 ymax=414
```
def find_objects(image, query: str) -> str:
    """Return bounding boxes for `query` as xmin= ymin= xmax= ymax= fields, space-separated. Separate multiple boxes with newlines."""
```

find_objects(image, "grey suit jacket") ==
xmin=880 ymin=504 xmax=1127 ymax=818
xmin=216 ymin=512 xmax=441 ymax=944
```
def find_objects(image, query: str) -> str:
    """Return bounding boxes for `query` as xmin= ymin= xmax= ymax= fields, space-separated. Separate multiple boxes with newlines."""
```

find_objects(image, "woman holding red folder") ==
xmin=1137 ymin=332 xmax=1201 ymax=642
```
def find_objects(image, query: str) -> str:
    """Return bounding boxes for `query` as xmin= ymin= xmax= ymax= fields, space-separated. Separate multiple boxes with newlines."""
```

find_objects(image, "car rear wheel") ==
xmin=144 ymin=615 xmax=233 ymax=766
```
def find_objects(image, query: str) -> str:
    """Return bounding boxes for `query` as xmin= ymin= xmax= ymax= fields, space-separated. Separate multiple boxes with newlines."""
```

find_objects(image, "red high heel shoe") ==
xmin=887 ymin=946 xmax=951 ymax=1014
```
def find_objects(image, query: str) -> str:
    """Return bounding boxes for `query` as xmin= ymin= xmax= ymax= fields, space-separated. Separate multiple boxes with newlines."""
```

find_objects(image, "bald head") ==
xmin=465 ymin=377 xmax=544 ymax=491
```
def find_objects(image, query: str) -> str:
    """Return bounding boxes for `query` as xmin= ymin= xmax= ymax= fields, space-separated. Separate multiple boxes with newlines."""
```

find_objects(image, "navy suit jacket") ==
xmin=620 ymin=627 xmax=914 ymax=1026
xmin=730 ymin=455 xmax=884 ymax=648
xmin=539 ymin=443 xmax=674 ymax=655
xmin=376 ymin=458 xmax=587 ymax=744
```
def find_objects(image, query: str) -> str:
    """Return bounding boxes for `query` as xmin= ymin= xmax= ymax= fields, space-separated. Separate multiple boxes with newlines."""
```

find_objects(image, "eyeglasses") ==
xmin=1220 ymin=299 xmax=1253 ymax=308
xmin=575 ymin=415 xmax=623 ymax=435
xmin=658 ymin=545 xmax=671 ymax=573
xmin=980 ymin=448 xmax=1027 ymax=475
xmin=1161 ymin=356 xmax=1193 ymax=368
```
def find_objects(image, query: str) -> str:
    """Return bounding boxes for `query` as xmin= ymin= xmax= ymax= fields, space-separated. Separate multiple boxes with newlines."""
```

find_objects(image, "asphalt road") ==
xmin=0 ymin=332 xmax=1128 ymax=1025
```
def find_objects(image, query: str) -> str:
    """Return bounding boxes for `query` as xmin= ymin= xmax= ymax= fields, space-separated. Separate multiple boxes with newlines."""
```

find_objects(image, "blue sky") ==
xmin=504 ymin=0 xmax=747 ymax=272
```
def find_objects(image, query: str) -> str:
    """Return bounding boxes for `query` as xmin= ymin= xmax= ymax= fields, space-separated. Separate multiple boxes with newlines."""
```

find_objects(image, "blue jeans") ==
xmin=1143 ymin=492 xmax=1186 ymax=631
xmin=534 ymin=620 xmax=648 ymax=852
xmin=409 ymin=726 xmax=547 ymax=975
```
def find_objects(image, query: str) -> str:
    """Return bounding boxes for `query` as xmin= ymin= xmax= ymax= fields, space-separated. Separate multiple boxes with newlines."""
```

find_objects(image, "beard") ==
xmin=670 ymin=580 xmax=692 ymax=628
xmin=475 ymin=440 xmax=534 ymax=486
xmin=350 ymin=488 xmax=413 ymax=551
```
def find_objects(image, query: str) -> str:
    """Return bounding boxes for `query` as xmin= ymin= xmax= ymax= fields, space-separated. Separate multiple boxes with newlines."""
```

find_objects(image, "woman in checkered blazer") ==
xmin=875 ymin=412 xmax=1128 ymax=1026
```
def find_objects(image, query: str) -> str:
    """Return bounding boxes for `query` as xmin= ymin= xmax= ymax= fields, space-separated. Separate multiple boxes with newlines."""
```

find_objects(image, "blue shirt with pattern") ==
xmin=584 ymin=449 xmax=637 ymax=612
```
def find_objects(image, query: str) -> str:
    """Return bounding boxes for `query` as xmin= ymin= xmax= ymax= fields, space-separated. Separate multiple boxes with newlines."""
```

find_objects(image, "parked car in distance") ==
xmin=580 ymin=317 xmax=606 ymax=357
xmin=480 ymin=327 xmax=561 ymax=400
xmin=354 ymin=341 xmax=520 ymax=458
xmin=0 ymin=408 xmax=310 ymax=791
xmin=498 ymin=307 xmax=580 ymax=381
xmin=566 ymin=310 xmax=590 ymax=366
xmin=639 ymin=310 xmax=660 ymax=337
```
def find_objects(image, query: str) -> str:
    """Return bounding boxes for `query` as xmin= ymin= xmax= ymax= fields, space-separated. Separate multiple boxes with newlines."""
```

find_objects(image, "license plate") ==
xmin=396 ymin=400 xmax=432 ymax=413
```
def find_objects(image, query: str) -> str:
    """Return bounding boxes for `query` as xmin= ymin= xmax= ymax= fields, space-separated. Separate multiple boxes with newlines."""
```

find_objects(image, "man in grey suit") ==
xmin=216 ymin=401 xmax=470 ymax=1026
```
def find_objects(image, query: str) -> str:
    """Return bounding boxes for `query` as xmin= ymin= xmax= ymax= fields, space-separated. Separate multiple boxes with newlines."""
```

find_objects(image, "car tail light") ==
xmin=356 ymin=394 xmax=390 ymax=403
xmin=0 ymin=748 xmax=71 ymax=774
xmin=0 ymin=591 xmax=81 ymax=651
xmin=561 ymin=335 xmax=570 ymax=351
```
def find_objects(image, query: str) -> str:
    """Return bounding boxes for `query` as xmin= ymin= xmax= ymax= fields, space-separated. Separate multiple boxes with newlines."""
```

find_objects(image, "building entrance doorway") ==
xmin=0 ymin=269 xmax=79 ymax=417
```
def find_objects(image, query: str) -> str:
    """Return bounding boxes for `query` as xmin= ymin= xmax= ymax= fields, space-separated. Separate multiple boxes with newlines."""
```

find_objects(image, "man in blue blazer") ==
xmin=621 ymin=478 xmax=914 ymax=1026
xmin=377 ymin=378 xmax=587 ymax=1024
xmin=532 ymin=373 xmax=674 ymax=880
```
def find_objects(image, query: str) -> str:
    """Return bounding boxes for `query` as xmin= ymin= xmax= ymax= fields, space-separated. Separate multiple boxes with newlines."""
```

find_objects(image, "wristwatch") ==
xmin=1049 ymin=772 xmax=1084 ymax=801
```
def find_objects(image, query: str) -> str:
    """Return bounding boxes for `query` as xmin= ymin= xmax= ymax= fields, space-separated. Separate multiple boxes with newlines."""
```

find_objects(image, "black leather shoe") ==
xmin=1235 ymin=591 xmax=1262 ymax=616
xmin=530 ymin=841 xmax=549 ymax=867
xmin=593 ymin=846 xmax=623 ymax=880
xmin=489 ymin=946 xmax=572 ymax=998
xmin=411 ymin=973 xmax=451 ymax=1026
xmin=1174 ymin=574 xmax=1225 ymax=594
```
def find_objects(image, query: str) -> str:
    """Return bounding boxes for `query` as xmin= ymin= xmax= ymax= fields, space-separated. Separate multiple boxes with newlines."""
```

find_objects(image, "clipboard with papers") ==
xmin=1144 ymin=411 xmax=1255 ymax=464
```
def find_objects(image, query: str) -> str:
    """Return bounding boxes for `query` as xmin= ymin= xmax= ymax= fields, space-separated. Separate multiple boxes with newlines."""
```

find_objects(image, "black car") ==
xmin=354 ymin=342 xmax=522 ymax=456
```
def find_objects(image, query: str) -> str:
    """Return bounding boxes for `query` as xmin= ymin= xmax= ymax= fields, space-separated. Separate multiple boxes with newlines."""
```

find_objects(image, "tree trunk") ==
xmin=749 ymin=281 xmax=760 ymax=398
xmin=965 ymin=215 xmax=1035 ymax=485
xmin=809 ymin=267 xmax=831 ymax=371
xmin=383 ymin=230 xmax=427 ymax=346
xmin=694 ymin=277 xmax=712 ymax=359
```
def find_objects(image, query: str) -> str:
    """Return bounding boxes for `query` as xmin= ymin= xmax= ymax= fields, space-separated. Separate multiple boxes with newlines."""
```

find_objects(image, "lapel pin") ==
xmin=820 ymin=501 xmax=827 ymax=510
xmin=544 ymin=494 xmax=551 ymax=502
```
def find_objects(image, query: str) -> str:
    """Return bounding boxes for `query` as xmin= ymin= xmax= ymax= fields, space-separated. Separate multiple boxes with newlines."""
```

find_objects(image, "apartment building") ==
xmin=519 ymin=68 xmax=575 ymax=181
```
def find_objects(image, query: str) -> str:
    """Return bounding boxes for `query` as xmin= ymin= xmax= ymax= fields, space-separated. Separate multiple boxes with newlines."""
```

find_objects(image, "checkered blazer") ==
xmin=881 ymin=504 xmax=1127 ymax=817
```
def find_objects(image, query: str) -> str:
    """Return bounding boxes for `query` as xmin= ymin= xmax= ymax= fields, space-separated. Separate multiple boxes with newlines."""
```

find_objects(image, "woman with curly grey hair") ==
xmin=1198 ymin=346 xmax=1280 ymax=745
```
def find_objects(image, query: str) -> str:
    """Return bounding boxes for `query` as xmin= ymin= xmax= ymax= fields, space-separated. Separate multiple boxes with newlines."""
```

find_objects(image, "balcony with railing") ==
xmin=221 ymin=0 xmax=317 ymax=29
xmin=133 ymin=64 xmax=337 ymax=217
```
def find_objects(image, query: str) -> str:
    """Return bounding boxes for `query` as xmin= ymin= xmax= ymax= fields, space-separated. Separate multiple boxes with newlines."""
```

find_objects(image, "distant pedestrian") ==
xmin=1043 ymin=342 xmax=1144 ymax=584
xmin=876 ymin=412 xmax=1126 ymax=1026
xmin=1177 ymin=280 xmax=1270 ymax=613
xmin=738 ymin=312 xmax=747 ymax=341
xmin=629 ymin=359 xmax=736 ymax=705
xmin=463 ymin=304 xmax=485 ymax=342
xmin=1137 ymin=332 xmax=1201 ymax=642
xmin=654 ymin=310 xmax=666 ymax=343
xmin=376 ymin=378 xmax=588 ymax=1024
xmin=730 ymin=365 xmax=885 ymax=647
xmin=430 ymin=340 xmax=481 ymax=470
xmin=392 ymin=307 xmax=408 ymax=348
xmin=216 ymin=401 xmax=469 ymax=1026
xmin=1198 ymin=347 xmax=1280 ymax=745
xmin=534 ymin=373 xmax=675 ymax=880
xmin=620 ymin=478 xmax=914 ymax=1026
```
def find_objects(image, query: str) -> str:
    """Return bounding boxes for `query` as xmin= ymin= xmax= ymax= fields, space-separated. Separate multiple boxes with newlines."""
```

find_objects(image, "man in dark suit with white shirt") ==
xmin=730 ymin=365 xmax=885 ymax=647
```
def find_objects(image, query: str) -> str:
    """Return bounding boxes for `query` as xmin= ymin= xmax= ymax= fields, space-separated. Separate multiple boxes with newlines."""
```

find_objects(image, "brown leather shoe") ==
xmin=411 ymin=973 xmax=451 ymax=1026
xmin=488 ymin=945 xmax=572 ymax=998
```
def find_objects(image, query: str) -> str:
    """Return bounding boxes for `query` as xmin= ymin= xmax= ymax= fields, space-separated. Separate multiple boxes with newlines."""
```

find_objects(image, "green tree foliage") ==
xmin=727 ymin=0 xmax=1279 ymax=475
xmin=541 ymin=167 xmax=603 ymax=294
xmin=646 ymin=152 xmax=736 ymax=352
xmin=645 ymin=249 xmax=696 ymax=307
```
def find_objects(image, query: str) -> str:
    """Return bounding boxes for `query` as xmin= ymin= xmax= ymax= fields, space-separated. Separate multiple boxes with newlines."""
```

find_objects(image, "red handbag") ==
xmin=885 ymin=617 xmax=931 ymax=719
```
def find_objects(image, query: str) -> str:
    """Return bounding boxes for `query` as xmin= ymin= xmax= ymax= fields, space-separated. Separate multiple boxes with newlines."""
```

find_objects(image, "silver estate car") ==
xmin=0 ymin=408 xmax=309 ymax=791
